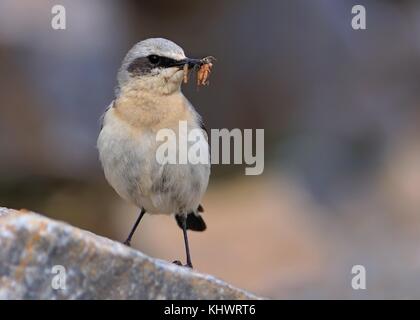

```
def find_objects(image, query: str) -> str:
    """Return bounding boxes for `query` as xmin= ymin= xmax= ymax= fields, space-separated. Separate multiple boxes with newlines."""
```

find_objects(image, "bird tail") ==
xmin=175 ymin=204 xmax=207 ymax=232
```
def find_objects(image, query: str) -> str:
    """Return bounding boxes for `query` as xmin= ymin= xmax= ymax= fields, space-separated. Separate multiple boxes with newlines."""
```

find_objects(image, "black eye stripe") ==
xmin=127 ymin=56 xmax=181 ymax=76
xmin=154 ymin=56 xmax=179 ymax=68
xmin=127 ymin=57 xmax=152 ymax=75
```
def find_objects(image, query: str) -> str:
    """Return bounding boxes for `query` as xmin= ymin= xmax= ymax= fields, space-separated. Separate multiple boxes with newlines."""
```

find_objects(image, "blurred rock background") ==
xmin=1 ymin=0 xmax=420 ymax=298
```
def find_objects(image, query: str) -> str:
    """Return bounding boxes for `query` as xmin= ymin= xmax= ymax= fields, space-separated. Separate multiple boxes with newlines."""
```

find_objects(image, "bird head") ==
xmin=116 ymin=38 xmax=201 ymax=96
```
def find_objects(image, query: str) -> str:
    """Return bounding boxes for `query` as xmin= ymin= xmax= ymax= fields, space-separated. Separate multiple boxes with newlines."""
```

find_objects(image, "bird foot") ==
xmin=172 ymin=260 xmax=193 ymax=269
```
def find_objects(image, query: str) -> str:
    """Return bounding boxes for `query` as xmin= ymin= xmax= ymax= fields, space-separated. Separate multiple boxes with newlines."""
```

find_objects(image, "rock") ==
xmin=0 ymin=207 xmax=259 ymax=300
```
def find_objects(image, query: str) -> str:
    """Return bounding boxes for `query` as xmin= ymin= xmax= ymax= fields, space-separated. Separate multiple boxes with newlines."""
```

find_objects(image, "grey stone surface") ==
xmin=0 ymin=207 xmax=259 ymax=300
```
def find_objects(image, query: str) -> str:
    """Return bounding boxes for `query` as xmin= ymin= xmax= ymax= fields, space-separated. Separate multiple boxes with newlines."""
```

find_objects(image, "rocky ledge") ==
xmin=0 ymin=207 xmax=259 ymax=300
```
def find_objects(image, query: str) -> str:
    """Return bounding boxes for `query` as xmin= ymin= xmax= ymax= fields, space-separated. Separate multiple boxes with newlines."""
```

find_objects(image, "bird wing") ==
xmin=99 ymin=100 xmax=115 ymax=130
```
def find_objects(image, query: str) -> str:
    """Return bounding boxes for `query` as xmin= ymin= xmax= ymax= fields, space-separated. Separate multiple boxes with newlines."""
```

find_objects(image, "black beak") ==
xmin=171 ymin=58 xmax=202 ymax=69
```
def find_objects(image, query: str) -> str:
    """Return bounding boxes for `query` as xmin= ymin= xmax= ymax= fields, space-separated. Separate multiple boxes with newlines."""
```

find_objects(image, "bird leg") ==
xmin=123 ymin=208 xmax=146 ymax=246
xmin=172 ymin=214 xmax=193 ymax=268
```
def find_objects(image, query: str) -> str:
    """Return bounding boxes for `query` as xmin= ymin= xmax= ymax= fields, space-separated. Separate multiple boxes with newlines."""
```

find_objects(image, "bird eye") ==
xmin=148 ymin=55 xmax=160 ymax=65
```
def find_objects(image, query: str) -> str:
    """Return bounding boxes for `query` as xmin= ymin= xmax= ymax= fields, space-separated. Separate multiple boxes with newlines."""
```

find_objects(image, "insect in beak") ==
xmin=171 ymin=56 xmax=216 ymax=86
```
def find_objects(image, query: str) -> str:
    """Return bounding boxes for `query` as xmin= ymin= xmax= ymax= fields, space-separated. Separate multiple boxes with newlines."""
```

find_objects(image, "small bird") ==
xmin=97 ymin=38 xmax=211 ymax=268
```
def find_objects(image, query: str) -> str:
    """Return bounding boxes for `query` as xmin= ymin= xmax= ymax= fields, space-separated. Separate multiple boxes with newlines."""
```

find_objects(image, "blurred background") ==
xmin=1 ymin=0 xmax=420 ymax=299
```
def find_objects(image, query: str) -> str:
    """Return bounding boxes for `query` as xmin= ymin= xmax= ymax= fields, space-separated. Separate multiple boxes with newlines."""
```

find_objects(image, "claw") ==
xmin=172 ymin=260 xmax=193 ymax=269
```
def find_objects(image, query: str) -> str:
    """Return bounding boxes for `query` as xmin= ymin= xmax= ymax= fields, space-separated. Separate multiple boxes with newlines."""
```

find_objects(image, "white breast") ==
xmin=97 ymin=105 xmax=210 ymax=215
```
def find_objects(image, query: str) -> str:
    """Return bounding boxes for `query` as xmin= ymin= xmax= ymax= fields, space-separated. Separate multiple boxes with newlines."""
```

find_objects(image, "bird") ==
xmin=97 ymin=38 xmax=211 ymax=268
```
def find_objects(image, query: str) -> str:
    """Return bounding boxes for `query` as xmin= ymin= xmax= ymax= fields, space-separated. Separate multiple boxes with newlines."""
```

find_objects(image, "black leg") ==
xmin=180 ymin=214 xmax=193 ymax=268
xmin=123 ymin=208 xmax=146 ymax=246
